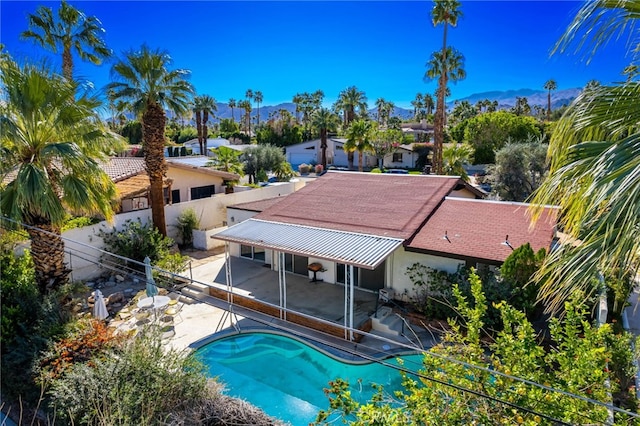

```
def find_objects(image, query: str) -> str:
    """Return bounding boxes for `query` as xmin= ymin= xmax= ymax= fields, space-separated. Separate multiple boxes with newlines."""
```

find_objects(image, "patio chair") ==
xmin=162 ymin=303 xmax=184 ymax=324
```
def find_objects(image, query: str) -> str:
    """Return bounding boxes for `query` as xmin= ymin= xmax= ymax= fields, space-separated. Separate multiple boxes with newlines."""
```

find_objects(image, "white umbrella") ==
xmin=144 ymin=256 xmax=159 ymax=299
xmin=93 ymin=289 xmax=109 ymax=320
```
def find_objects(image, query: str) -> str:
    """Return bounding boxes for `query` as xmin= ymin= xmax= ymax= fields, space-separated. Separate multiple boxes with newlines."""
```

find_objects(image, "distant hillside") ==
xmin=117 ymin=88 xmax=581 ymax=124
xmin=452 ymin=88 xmax=581 ymax=110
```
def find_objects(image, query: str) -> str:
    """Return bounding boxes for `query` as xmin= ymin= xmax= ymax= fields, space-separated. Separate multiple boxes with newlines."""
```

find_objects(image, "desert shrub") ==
xmin=1 ymin=248 xmax=69 ymax=401
xmin=176 ymin=208 xmax=200 ymax=248
xmin=298 ymin=163 xmax=311 ymax=174
xmin=405 ymin=264 xmax=513 ymax=332
xmin=37 ymin=318 xmax=123 ymax=380
xmin=99 ymin=219 xmax=174 ymax=268
xmin=47 ymin=330 xmax=209 ymax=425
xmin=178 ymin=381 xmax=288 ymax=425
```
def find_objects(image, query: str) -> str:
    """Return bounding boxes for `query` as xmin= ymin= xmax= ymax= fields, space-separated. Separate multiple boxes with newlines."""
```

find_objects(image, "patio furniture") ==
xmin=308 ymin=262 xmax=324 ymax=283
xmin=161 ymin=303 xmax=184 ymax=324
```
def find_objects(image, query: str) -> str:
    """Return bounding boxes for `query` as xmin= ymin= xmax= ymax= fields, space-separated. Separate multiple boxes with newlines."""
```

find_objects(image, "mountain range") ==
xmin=206 ymin=88 xmax=581 ymax=122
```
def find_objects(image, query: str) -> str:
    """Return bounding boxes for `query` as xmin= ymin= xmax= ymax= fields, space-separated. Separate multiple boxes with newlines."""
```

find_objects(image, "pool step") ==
xmin=370 ymin=307 xmax=402 ymax=336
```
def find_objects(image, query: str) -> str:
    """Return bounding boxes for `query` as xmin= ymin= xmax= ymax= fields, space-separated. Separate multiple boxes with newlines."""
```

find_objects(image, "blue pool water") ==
xmin=195 ymin=332 xmax=424 ymax=425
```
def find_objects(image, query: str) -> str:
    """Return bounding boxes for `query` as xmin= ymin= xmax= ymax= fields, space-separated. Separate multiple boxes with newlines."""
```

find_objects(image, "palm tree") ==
xmin=0 ymin=59 xmax=121 ymax=293
xmin=21 ymin=1 xmax=111 ymax=80
xmin=442 ymin=142 xmax=473 ymax=181
xmin=311 ymin=108 xmax=340 ymax=169
xmin=344 ymin=119 xmax=373 ymax=172
xmin=292 ymin=93 xmax=303 ymax=123
xmin=375 ymin=98 xmax=386 ymax=124
xmin=254 ymin=90 xmax=263 ymax=127
xmin=107 ymin=45 xmax=194 ymax=236
xmin=196 ymin=95 xmax=217 ymax=154
xmin=423 ymin=93 xmax=435 ymax=117
xmin=411 ymin=93 xmax=424 ymax=120
xmin=543 ymin=79 xmax=557 ymax=120
xmin=425 ymin=45 xmax=466 ymax=146
xmin=207 ymin=146 xmax=244 ymax=176
xmin=430 ymin=0 xmax=463 ymax=175
xmin=238 ymin=99 xmax=251 ymax=134
xmin=228 ymin=98 xmax=236 ymax=123
xmin=531 ymin=0 xmax=640 ymax=314
xmin=335 ymin=86 xmax=368 ymax=126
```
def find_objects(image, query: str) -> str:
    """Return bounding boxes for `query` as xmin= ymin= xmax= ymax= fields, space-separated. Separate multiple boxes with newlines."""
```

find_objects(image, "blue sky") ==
xmin=0 ymin=1 xmax=629 ymax=109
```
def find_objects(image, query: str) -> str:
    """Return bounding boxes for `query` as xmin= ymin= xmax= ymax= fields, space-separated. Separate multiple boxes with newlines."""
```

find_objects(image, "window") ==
xmin=240 ymin=245 xmax=266 ymax=262
xmin=304 ymin=146 xmax=315 ymax=150
xmin=392 ymin=152 xmax=403 ymax=163
xmin=190 ymin=185 xmax=215 ymax=200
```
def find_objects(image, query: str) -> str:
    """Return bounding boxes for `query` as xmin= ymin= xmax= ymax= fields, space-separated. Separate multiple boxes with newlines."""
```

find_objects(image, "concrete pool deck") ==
xmin=110 ymin=248 xmax=437 ymax=360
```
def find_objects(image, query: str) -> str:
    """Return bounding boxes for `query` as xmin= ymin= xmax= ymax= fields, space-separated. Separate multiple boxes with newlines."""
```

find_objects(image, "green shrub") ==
xmin=176 ymin=208 xmax=200 ymax=248
xmin=1 ymin=248 xmax=68 ymax=401
xmin=47 ymin=330 xmax=209 ymax=425
xmin=61 ymin=215 xmax=101 ymax=232
xmin=99 ymin=219 xmax=174 ymax=268
xmin=370 ymin=168 xmax=382 ymax=173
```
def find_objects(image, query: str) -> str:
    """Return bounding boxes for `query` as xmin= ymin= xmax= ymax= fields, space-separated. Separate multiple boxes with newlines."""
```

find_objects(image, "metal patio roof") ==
xmin=213 ymin=219 xmax=404 ymax=270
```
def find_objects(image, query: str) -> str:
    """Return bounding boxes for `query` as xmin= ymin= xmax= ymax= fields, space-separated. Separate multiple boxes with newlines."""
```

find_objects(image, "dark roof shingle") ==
xmin=406 ymin=197 xmax=558 ymax=263
xmin=256 ymin=172 xmax=462 ymax=239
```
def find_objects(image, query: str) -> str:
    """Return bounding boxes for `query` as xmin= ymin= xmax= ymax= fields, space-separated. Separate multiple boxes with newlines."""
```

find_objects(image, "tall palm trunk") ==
xmin=195 ymin=111 xmax=203 ymax=155
xmin=27 ymin=221 xmax=69 ymax=293
xmin=320 ymin=129 xmax=328 ymax=169
xmin=434 ymin=22 xmax=449 ymax=175
xmin=142 ymin=102 xmax=168 ymax=235
xmin=358 ymin=151 xmax=364 ymax=172
xmin=547 ymin=91 xmax=551 ymax=121
xmin=203 ymin=110 xmax=210 ymax=155
xmin=62 ymin=47 xmax=73 ymax=80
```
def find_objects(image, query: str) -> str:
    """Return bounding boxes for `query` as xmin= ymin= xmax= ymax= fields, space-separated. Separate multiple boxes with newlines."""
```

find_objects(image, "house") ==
xmin=102 ymin=157 xmax=240 ymax=212
xmin=181 ymin=137 xmax=231 ymax=156
xmin=401 ymin=121 xmax=434 ymax=142
xmin=286 ymin=138 xmax=421 ymax=170
xmin=214 ymin=172 xmax=558 ymax=339
xmin=285 ymin=138 xmax=339 ymax=168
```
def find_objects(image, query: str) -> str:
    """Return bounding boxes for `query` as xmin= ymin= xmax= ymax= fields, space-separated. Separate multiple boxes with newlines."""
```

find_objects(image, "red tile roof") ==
xmin=406 ymin=197 xmax=558 ymax=263
xmin=256 ymin=171 xmax=463 ymax=239
xmin=101 ymin=157 xmax=147 ymax=182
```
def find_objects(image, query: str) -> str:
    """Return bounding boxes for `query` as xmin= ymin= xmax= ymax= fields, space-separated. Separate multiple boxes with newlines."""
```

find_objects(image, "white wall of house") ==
xmin=43 ymin=182 xmax=302 ymax=282
xmin=166 ymin=167 xmax=227 ymax=203
xmin=382 ymin=148 xmax=418 ymax=169
xmin=389 ymin=248 xmax=464 ymax=301
xmin=286 ymin=140 xmax=321 ymax=168
xmin=226 ymin=208 xmax=260 ymax=226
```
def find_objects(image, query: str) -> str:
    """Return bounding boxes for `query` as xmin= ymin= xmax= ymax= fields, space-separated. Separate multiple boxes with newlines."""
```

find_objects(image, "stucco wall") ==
xmin=389 ymin=248 xmax=464 ymax=301
xmin=38 ymin=182 xmax=302 ymax=282
xmin=165 ymin=166 xmax=226 ymax=202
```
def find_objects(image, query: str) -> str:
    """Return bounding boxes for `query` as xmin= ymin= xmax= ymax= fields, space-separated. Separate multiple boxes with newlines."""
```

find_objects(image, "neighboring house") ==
xmin=401 ymin=121 xmax=434 ymax=142
xmin=102 ymin=157 xmax=239 ymax=212
xmin=214 ymin=172 xmax=557 ymax=338
xmin=286 ymin=138 xmax=420 ymax=170
xmin=285 ymin=138 xmax=339 ymax=168
xmin=381 ymin=144 xmax=420 ymax=169
xmin=182 ymin=137 xmax=231 ymax=156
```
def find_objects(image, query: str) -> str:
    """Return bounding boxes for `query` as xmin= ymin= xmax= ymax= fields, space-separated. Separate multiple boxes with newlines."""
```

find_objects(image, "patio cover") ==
xmin=213 ymin=218 xmax=403 ymax=270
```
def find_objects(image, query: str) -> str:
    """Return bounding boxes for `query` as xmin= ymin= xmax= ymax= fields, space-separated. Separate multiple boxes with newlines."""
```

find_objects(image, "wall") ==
xmin=165 ymin=166 xmax=226 ymax=203
xmin=383 ymin=150 xmax=417 ymax=169
xmin=47 ymin=182 xmax=302 ymax=282
xmin=389 ymin=248 xmax=464 ymax=301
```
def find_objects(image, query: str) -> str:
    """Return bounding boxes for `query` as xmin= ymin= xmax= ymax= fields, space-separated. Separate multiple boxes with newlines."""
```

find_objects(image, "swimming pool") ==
xmin=195 ymin=331 xmax=424 ymax=425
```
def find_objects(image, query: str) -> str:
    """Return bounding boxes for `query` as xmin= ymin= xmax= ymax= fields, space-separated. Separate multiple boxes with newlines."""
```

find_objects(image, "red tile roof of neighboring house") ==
xmin=406 ymin=197 xmax=559 ymax=263
xmin=256 ymin=171 xmax=464 ymax=239
xmin=228 ymin=197 xmax=288 ymax=213
xmin=101 ymin=157 xmax=147 ymax=182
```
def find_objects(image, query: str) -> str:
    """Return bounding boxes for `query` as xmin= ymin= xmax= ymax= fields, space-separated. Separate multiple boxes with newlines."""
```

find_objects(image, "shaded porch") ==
xmin=206 ymin=255 xmax=379 ymax=339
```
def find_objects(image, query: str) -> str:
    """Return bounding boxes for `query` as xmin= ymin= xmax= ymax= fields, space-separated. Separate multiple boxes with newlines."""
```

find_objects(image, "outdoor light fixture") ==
xmin=502 ymin=234 xmax=514 ymax=250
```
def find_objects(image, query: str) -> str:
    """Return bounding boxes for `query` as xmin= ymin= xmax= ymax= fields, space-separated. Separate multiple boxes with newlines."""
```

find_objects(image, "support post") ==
xmin=349 ymin=264 xmax=355 ymax=341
